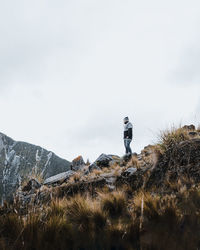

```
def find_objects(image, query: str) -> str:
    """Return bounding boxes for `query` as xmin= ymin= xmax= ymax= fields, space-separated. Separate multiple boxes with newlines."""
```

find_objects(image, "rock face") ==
xmin=0 ymin=132 xmax=71 ymax=203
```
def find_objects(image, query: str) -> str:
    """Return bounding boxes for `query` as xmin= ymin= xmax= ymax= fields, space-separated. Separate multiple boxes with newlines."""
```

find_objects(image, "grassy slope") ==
xmin=1 ymin=126 xmax=200 ymax=250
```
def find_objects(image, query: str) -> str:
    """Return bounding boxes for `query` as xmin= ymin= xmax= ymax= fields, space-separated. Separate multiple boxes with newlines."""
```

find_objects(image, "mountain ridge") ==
xmin=0 ymin=132 xmax=71 ymax=203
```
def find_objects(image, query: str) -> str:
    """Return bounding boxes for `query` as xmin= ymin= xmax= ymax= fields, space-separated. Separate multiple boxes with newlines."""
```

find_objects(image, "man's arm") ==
xmin=128 ymin=127 xmax=132 ymax=139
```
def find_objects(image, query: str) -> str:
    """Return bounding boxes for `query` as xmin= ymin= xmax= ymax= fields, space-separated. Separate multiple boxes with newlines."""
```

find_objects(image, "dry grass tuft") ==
xmin=126 ymin=155 xmax=141 ymax=169
xmin=65 ymin=194 xmax=107 ymax=233
xmin=92 ymin=169 xmax=103 ymax=176
xmin=98 ymin=190 xmax=128 ymax=219
xmin=156 ymin=126 xmax=190 ymax=154
xmin=68 ymin=171 xmax=82 ymax=183
xmin=113 ymin=164 xmax=122 ymax=176
xmin=46 ymin=199 xmax=66 ymax=218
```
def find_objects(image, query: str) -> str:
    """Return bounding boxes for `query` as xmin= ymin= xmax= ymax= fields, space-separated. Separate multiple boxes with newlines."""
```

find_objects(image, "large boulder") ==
xmin=183 ymin=124 xmax=196 ymax=131
xmin=93 ymin=154 xmax=121 ymax=168
xmin=88 ymin=154 xmax=121 ymax=172
xmin=71 ymin=156 xmax=85 ymax=171
xmin=44 ymin=170 xmax=75 ymax=186
xmin=96 ymin=154 xmax=113 ymax=167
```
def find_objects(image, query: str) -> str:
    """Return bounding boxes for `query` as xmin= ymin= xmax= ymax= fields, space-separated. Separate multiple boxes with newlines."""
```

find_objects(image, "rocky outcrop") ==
xmin=13 ymin=125 xmax=200 ymax=211
xmin=0 ymin=132 xmax=71 ymax=203
xmin=71 ymin=156 xmax=85 ymax=171
xmin=15 ymin=177 xmax=108 ymax=212
xmin=183 ymin=125 xmax=196 ymax=131
xmin=89 ymin=154 xmax=121 ymax=171
xmin=95 ymin=154 xmax=114 ymax=167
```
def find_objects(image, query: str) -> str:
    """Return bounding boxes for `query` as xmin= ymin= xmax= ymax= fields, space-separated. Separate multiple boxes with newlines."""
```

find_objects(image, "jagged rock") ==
xmin=95 ymin=154 xmax=113 ymax=167
xmin=88 ymin=154 xmax=121 ymax=172
xmin=22 ymin=179 xmax=41 ymax=192
xmin=44 ymin=170 xmax=75 ymax=185
xmin=183 ymin=125 xmax=196 ymax=131
xmin=0 ymin=132 xmax=71 ymax=203
xmin=71 ymin=156 xmax=85 ymax=171
xmin=122 ymin=167 xmax=137 ymax=177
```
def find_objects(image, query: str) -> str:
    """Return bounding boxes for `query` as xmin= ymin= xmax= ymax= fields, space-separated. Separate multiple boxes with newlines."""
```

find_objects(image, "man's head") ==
xmin=123 ymin=117 xmax=129 ymax=124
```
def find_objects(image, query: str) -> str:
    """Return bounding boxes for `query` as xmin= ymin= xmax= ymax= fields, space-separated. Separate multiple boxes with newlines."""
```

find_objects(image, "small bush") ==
xmin=98 ymin=190 xmax=128 ymax=219
xmin=65 ymin=194 xmax=107 ymax=233
xmin=68 ymin=171 xmax=82 ymax=183
xmin=46 ymin=199 xmax=66 ymax=219
xmin=157 ymin=126 xmax=190 ymax=154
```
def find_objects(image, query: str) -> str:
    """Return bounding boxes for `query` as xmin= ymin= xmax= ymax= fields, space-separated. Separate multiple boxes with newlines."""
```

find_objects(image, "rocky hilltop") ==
xmin=15 ymin=125 xmax=200 ymax=209
xmin=0 ymin=132 xmax=71 ymax=203
xmin=1 ymin=125 xmax=200 ymax=250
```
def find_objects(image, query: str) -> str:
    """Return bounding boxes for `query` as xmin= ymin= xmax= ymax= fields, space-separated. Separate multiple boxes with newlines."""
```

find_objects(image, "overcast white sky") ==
xmin=0 ymin=0 xmax=200 ymax=162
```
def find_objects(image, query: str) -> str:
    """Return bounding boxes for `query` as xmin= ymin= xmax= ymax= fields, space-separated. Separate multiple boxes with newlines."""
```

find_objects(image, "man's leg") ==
xmin=124 ymin=139 xmax=128 ymax=154
xmin=127 ymin=139 xmax=132 ymax=154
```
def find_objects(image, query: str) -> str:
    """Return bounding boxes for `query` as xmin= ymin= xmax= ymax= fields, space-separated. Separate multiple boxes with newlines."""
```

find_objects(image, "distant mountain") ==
xmin=0 ymin=132 xmax=71 ymax=203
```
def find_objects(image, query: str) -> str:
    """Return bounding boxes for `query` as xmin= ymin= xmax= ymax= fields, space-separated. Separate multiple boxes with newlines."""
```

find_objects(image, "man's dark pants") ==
xmin=124 ymin=138 xmax=132 ymax=154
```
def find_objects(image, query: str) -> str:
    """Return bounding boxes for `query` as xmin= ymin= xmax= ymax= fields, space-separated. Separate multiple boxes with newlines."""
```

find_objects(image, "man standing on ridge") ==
xmin=123 ymin=116 xmax=133 ymax=155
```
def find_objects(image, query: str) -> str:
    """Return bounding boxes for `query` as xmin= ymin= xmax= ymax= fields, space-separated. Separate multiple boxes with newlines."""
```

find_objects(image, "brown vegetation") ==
xmin=1 ymin=181 xmax=200 ymax=250
xmin=1 ymin=125 xmax=200 ymax=249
